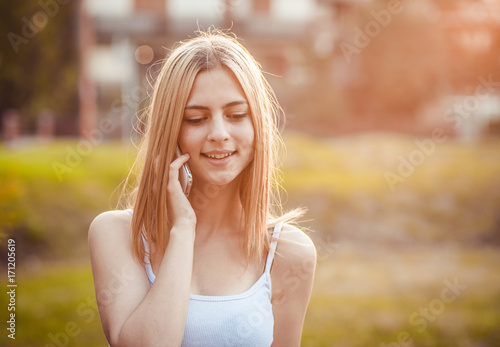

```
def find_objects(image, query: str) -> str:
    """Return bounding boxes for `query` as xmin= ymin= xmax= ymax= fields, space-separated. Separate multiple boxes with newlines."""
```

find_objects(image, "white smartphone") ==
xmin=175 ymin=146 xmax=193 ymax=197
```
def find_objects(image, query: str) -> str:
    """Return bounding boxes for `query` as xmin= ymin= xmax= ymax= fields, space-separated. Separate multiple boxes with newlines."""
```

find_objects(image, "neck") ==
xmin=188 ymin=177 xmax=244 ymax=238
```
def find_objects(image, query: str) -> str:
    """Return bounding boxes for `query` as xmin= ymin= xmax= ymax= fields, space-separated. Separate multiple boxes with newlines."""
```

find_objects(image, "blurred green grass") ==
xmin=0 ymin=261 xmax=107 ymax=346
xmin=0 ymin=133 xmax=499 ymax=346
xmin=0 ymin=140 xmax=137 ymax=260
xmin=282 ymin=132 xmax=500 ymax=245
xmin=303 ymin=246 xmax=500 ymax=347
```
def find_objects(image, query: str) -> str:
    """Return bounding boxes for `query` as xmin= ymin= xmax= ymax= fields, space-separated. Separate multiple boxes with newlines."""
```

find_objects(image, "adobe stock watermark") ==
xmin=384 ymin=73 xmax=500 ymax=192
xmin=340 ymin=0 xmax=407 ymax=64
xmin=190 ymin=183 xmax=221 ymax=212
xmin=315 ymin=234 xmax=337 ymax=263
xmin=7 ymin=0 xmax=72 ymax=54
xmin=380 ymin=277 xmax=467 ymax=347
xmin=44 ymin=266 xmax=134 ymax=347
xmin=52 ymin=85 xmax=147 ymax=181
xmin=236 ymin=297 xmax=273 ymax=342
xmin=6 ymin=239 xmax=17 ymax=340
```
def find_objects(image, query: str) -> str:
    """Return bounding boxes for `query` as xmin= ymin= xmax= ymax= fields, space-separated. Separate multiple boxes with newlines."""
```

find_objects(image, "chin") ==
xmin=209 ymin=177 xmax=237 ymax=187
xmin=204 ymin=172 xmax=241 ymax=187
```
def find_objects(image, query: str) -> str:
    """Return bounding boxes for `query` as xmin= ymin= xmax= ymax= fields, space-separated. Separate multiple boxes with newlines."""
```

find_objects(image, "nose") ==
xmin=207 ymin=116 xmax=230 ymax=142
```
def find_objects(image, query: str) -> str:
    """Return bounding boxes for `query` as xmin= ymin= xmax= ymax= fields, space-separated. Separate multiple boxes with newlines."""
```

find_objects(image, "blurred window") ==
xmin=85 ymin=0 xmax=134 ymax=17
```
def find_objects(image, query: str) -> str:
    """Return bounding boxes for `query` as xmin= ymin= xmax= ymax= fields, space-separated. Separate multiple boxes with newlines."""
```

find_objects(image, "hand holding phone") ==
xmin=175 ymin=146 xmax=193 ymax=197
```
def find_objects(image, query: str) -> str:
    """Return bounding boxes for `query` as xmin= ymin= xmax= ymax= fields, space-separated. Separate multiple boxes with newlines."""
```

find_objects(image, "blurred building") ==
xmin=320 ymin=0 xmax=500 ymax=137
xmin=78 ymin=0 xmax=500 ymax=139
xmin=79 ymin=0 xmax=335 ymax=140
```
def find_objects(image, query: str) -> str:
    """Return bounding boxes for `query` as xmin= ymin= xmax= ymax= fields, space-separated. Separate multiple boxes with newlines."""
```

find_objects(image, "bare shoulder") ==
xmin=272 ymin=223 xmax=317 ymax=288
xmin=276 ymin=224 xmax=317 ymax=264
xmin=271 ymin=224 xmax=316 ymax=307
xmin=90 ymin=210 xmax=132 ymax=230
xmin=88 ymin=210 xmax=150 ymax=344
xmin=88 ymin=210 xmax=133 ymax=246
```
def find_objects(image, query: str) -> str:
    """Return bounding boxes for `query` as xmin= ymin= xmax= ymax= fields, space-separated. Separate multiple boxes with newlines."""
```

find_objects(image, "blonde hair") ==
xmin=122 ymin=29 xmax=302 ymax=264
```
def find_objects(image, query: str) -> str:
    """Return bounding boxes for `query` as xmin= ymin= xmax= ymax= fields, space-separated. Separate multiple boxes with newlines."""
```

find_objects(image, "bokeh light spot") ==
xmin=135 ymin=45 xmax=154 ymax=65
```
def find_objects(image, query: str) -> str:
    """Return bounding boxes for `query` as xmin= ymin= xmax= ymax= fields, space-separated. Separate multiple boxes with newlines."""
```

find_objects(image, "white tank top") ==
xmin=136 ymin=210 xmax=282 ymax=347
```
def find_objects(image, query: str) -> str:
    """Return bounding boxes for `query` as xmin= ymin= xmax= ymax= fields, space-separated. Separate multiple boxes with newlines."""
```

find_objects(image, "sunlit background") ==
xmin=1 ymin=0 xmax=500 ymax=346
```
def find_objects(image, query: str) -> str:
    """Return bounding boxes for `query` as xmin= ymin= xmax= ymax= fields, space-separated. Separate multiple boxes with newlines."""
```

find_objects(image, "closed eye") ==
xmin=228 ymin=113 xmax=247 ymax=120
xmin=184 ymin=117 xmax=205 ymax=124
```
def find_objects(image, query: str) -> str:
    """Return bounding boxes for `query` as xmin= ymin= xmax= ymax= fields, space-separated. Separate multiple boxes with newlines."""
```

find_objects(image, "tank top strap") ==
xmin=125 ymin=209 xmax=155 ymax=285
xmin=264 ymin=222 xmax=283 ymax=274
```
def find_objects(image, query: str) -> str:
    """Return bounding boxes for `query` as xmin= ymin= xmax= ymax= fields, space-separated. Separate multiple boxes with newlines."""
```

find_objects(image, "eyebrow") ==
xmin=184 ymin=100 xmax=248 ymax=111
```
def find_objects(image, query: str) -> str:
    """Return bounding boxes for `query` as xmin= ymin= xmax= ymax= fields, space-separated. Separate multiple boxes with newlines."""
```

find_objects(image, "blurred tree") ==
xmin=0 ymin=0 xmax=78 ymax=134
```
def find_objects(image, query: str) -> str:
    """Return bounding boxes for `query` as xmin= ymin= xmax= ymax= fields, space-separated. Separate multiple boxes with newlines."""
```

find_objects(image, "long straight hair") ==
xmin=122 ymin=30 xmax=300 ymax=265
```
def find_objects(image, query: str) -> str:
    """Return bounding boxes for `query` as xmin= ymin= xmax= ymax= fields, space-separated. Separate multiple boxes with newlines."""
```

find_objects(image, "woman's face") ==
xmin=178 ymin=67 xmax=255 ymax=187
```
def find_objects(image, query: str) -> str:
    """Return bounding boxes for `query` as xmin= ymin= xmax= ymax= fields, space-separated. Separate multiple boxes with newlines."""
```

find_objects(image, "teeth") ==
xmin=204 ymin=152 xmax=232 ymax=159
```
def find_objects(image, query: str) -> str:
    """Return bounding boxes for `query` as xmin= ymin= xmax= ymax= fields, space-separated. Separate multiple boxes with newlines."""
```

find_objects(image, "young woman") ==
xmin=89 ymin=30 xmax=316 ymax=347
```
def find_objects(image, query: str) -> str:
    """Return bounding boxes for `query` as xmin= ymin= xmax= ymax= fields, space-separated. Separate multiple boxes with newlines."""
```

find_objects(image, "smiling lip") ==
xmin=202 ymin=151 xmax=234 ymax=159
xmin=201 ymin=151 xmax=235 ymax=164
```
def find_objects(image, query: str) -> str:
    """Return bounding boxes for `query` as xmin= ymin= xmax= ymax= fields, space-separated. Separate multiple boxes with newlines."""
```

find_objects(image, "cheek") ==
xmin=239 ymin=122 xmax=255 ymax=153
xmin=178 ymin=127 xmax=200 ymax=154
xmin=177 ymin=126 xmax=188 ymax=150
xmin=237 ymin=134 xmax=255 ymax=158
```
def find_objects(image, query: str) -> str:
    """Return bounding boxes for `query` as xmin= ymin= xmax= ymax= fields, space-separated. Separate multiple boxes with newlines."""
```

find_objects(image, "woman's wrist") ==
xmin=170 ymin=220 xmax=196 ymax=240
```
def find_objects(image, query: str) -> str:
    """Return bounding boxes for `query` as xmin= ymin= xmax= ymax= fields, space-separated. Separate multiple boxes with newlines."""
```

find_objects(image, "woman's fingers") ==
xmin=166 ymin=153 xmax=196 ymax=226
xmin=168 ymin=154 xmax=190 ymax=190
xmin=169 ymin=153 xmax=190 ymax=174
